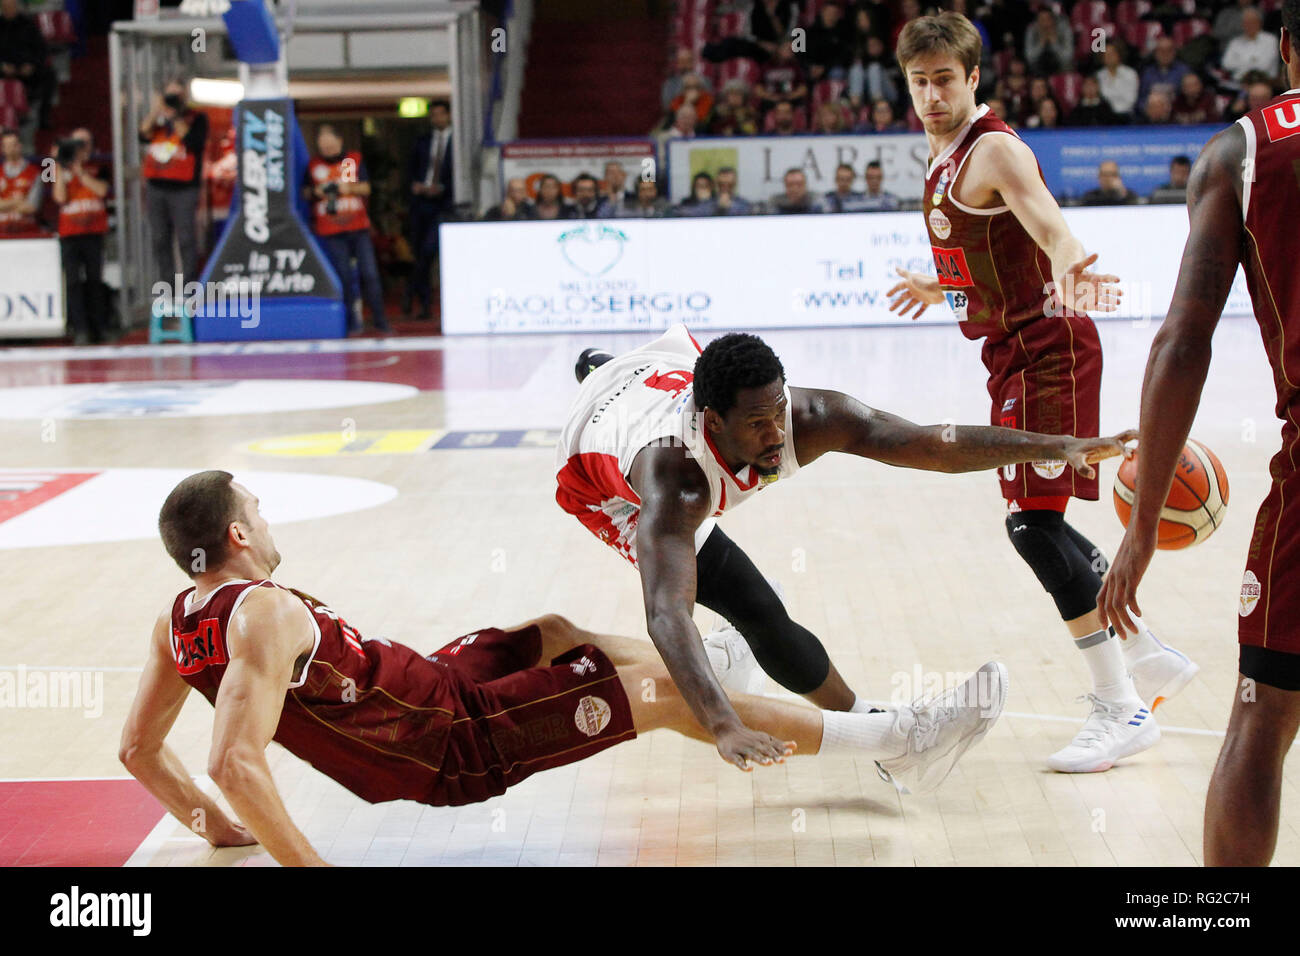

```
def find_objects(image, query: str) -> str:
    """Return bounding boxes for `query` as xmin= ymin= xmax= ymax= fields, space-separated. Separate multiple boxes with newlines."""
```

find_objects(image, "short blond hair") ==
xmin=896 ymin=12 xmax=982 ymax=77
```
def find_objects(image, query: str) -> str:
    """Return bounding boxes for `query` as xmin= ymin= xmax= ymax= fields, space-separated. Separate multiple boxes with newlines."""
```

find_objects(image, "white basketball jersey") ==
xmin=555 ymin=324 xmax=800 ymax=565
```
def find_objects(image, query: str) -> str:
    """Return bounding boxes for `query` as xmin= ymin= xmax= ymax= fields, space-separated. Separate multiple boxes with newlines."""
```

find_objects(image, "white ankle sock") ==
xmin=849 ymin=694 xmax=876 ymax=714
xmin=1075 ymin=627 xmax=1142 ymax=704
xmin=819 ymin=709 xmax=907 ymax=757
xmin=1116 ymin=616 xmax=1158 ymax=656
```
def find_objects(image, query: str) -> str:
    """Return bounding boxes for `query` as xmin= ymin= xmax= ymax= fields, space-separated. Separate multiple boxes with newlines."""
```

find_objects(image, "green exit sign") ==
xmin=399 ymin=98 xmax=430 ymax=118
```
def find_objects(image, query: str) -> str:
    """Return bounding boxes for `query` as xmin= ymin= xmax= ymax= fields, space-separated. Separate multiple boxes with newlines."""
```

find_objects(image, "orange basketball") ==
xmin=1113 ymin=439 xmax=1229 ymax=549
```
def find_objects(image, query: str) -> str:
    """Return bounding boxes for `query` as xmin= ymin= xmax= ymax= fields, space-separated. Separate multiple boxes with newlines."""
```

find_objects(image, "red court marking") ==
xmin=0 ymin=779 xmax=165 ymax=866
xmin=0 ymin=471 xmax=99 ymax=525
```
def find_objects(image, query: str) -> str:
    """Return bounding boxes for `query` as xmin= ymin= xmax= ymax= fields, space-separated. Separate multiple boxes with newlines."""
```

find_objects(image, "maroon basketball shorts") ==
xmin=984 ymin=312 xmax=1102 ymax=505
xmin=1239 ymin=462 xmax=1300 ymax=686
xmin=423 ymin=624 xmax=636 ymax=806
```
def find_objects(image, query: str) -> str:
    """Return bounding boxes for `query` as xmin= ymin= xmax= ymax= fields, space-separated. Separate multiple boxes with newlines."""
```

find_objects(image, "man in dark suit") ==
xmin=406 ymin=100 xmax=453 ymax=319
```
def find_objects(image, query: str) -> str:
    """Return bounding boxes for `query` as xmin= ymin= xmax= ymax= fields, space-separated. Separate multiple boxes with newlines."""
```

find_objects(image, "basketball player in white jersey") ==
xmin=559 ymin=324 xmax=1135 ymax=775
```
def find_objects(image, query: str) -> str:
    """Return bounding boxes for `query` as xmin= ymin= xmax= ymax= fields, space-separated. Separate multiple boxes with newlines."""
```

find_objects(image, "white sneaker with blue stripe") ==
xmin=1046 ymin=695 xmax=1161 ymax=773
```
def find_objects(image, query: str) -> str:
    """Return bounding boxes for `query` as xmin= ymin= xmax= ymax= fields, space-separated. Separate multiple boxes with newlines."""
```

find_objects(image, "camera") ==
xmin=163 ymin=92 xmax=185 ymax=111
xmin=321 ymin=180 xmax=340 ymax=215
xmin=56 ymin=138 xmax=81 ymax=166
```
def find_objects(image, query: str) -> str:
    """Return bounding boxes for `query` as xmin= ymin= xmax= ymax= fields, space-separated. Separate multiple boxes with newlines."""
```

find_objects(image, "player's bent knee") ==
xmin=1005 ymin=511 xmax=1098 ymax=620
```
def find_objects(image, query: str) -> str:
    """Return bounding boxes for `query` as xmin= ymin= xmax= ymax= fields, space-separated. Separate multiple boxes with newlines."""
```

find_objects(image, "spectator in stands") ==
xmin=0 ymin=126 xmax=38 ymax=234
xmin=1230 ymin=77 xmax=1278 ymax=119
xmin=1027 ymin=76 xmax=1055 ymax=118
xmin=306 ymin=124 xmax=391 ymax=336
xmin=0 ymin=0 xmax=51 ymax=131
xmin=669 ymin=74 xmax=714 ymax=128
xmin=52 ymin=128 xmax=108 ymax=345
xmin=657 ymin=103 xmax=698 ymax=147
xmin=805 ymin=1 xmax=853 ymax=83
xmin=1066 ymin=75 xmax=1120 ymax=126
xmin=676 ymin=172 xmax=717 ymax=217
xmin=714 ymin=166 xmax=753 ymax=216
xmin=1214 ymin=0 xmax=1255 ymax=45
xmin=757 ymin=39 xmax=808 ymax=114
xmin=407 ymin=99 xmax=453 ymax=320
xmin=859 ymin=97 xmax=905 ymax=133
xmin=1026 ymin=96 xmax=1062 ymax=129
xmin=1142 ymin=88 xmax=1175 ymax=125
xmin=772 ymin=167 xmax=818 ymax=214
xmin=752 ymin=0 xmax=798 ymax=59
xmin=848 ymin=32 xmax=901 ymax=109
xmin=595 ymin=161 xmax=634 ymax=218
xmin=662 ymin=47 xmax=713 ymax=113
xmin=860 ymin=160 xmax=900 ymax=211
xmin=812 ymin=101 xmax=849 ymax=134
xmin=820 ymin=162 xmax=867 ymax=213
xmin=1097 ymin=42 xmax=1139 ymax=118
xmin=1172 ymin=72 xmax=1220 ymax=124
xmin=708 ymin=80 xmax=760 ymax=136
xmin=1024 ymin=6 xmax=1073 ymax=75
xmin=482 ymin=177 xmax=536 ymax=221
xmin=1082 ymin=160 xmax=1139 ymax=206
xmin=986 ymin=96 xmax=1011 ymax=124
xmin=768 ymin=100 xmax=801 ymax=135
xmin=570 ymin=173 xmax=601 ymax=219
xmin=139 ymin=78 xmax=208 ymax=290
xmin=533 ymin=174 xmax=572 ymax=220
xmin=1139 ymin=36 xmax=1191 ymax=112
xmin=997 ymin=73 xmax=1032 ymax=126
xmin=1222 ymin=7 xmax=1279 ymax=82
xmin=891 ymin=0 xmax=922 ymax=48
xmin=1149 ymin=155 xmax=1192 ymax=204
xmin=622 ymin=178 xmax=667 ymax=218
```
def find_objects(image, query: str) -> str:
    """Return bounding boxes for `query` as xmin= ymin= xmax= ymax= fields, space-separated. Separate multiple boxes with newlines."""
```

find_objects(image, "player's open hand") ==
xmin=1059 ymin=429 xmax=1137 ymax=480
xmin=1056 ymin=253 xmax=1122 ymax=314
xmin=1098 ymin=529 xmax=1156 ymax=639
xmin=715 ymin=723 xmax=795 ymax=771
xmin=887 ymin=267 xmax=944 ymax=320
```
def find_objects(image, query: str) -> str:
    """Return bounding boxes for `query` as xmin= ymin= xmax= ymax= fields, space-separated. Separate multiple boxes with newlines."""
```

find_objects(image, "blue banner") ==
xmin=1021 ymin=123 xmax=1225 ymax=199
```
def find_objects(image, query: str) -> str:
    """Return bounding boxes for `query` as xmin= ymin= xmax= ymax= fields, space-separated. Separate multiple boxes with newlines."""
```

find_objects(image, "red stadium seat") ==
xmin=36 ymin=11 xmax=76 ymax=47
xmin=1171 ymin=18 xmax=1211 ymax=46
xmin=1070 ymin=1 xmax=1110 ymax=34
xmin=1049 ymin=71 xmax=1084 ymax=113
xmin=0 ymin=79 xmax=28 ymax=115
xmin=714 ymin=10 xmax=746 ymax=42
xmin=0 ymin=105 xmax=19 ymax=131
xmin=1114 ymin=0 xmax=1152 ymax=31
xmin=717 ymin=57 xmax=761 ymax=89
xmin=992 ymin=48 xmax=1017 ymax=78
xmin=801 ymin=0 xmax=828 ymax=26
xmin=810 ymin=78 xmax=846 ymax=110
xmin=1075 ymin=21 xmax=1115 ymax=65
xmin=1123 ymin=21 xmax=1163 ymax=56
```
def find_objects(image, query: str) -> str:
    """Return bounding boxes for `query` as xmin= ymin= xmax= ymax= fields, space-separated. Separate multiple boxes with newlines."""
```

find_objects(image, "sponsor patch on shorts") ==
xmin=574 ymin=695 xmax=612 ymax=737
xmin=1240 ymin=570 xmax=1262 ymax=617
xmin=1032 ymin=460 xmax=1066 ymax=480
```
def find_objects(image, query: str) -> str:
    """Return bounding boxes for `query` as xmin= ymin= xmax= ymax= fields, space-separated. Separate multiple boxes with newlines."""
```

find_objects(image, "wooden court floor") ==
xmin=0 ymin=318 xmax=1294 ymax=866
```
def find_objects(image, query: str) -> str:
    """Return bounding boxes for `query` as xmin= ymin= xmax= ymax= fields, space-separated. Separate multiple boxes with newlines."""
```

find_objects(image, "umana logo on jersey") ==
xmin=1263 ymin=100 xmax=1300 ymax=143
xmin=558 ymin=223 xmax=628 ymax=277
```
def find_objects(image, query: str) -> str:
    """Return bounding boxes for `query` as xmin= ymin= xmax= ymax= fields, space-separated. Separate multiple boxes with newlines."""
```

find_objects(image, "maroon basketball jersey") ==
xmin=169 ymin=579 xmax=455 ymax=804
xmin=1238 ymin=88 xmax=1300 ymax=477
xmin=922 ymin=103 xmax=1065 ymax=343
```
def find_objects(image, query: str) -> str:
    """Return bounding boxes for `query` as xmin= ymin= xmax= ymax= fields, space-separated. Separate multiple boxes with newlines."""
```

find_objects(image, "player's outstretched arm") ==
xmin=1099 ymin=125 xmax=1244 ymax=637
xmin=979 ymin=133 xmax=1121 ymax=314
xmin=120 ymin=610 xmax=257 ymax=851
xmin=631 ymin=446 xmax=792 ymax=771
xmin=792 ymin=386 xmax=1133 ymax=475
xmin=208 ymin=588 xmax=327 ymax=866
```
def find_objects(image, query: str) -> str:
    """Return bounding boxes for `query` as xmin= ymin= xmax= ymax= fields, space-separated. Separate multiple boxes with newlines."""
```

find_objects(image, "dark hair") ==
xmin=429 ymin=99 xmax=451 ymax=113
xmin=316 ymin=122 xmax=340 ymax=138
xmin=717 ymin=165 xmax=736 ymax=176
xmin=693 ymin=333 xmax=786 ymax=416
xmin=783 ymin=166 xmax=805 ymax=179
xmin=1285 ymin=0 xmax=1300 ymax=49
xmin=692 ymin=171 xmax=715 ymax=186
xmin=0 ymin=127 xmax=18 ymax=140
xmin=836 ymin=162 xmax=855 ymax=174
xmin=572 ymin=172 xmax=598 ymax=190
xmin=1171 ymin=154 xmax=1191 ymax=167
xmin=158 ymin=470 xmax=244 ymax=577
xmin=866 ymin=159 xmax=883 ymax=171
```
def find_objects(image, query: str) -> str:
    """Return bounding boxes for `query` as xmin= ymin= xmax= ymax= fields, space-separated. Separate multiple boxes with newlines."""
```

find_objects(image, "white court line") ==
xmin=124 ymin=775 xmax=218 ymax=867
xmin=0 ymin=337 xmax=450 ymax=362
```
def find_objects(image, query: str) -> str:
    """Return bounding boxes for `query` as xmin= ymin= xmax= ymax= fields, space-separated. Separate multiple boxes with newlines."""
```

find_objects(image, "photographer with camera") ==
xmin=304 ymin=123 xmax=390 ymax=336
xmin=0 ymin=126 xmax=39 ymax=235
xmin=51 ymin=128 xmax=109 ymax=345
xmin=138 ymin=78 xmax=208 ymax=293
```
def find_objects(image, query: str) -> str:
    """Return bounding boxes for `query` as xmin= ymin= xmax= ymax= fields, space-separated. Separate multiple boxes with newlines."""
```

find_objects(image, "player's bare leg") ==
xmin=1204 ymin=677 xmax=1300 ymax=866
xmin=512 ymin=613 xmax=657 ymax=668
xmin=618 ymin=655 xmax=1009 ymax=795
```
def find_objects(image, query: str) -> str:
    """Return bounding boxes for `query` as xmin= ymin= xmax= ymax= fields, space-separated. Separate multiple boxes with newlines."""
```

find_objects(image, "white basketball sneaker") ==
xmin=875 ymin=661 xmax=1009 ymax=796
xmin=1119 ymin=622 xmax=1199 ymax=710
xmin=1046 ymin=695 xmax=1160 ymax=773
xmin=703 ymin=626 xmax=766 ymax=695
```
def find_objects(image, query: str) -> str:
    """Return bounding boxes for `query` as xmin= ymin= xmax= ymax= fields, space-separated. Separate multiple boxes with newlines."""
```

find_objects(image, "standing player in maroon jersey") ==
xmin=120 ymin=471 xmax=1010 ymax=865
xmin=1100 ymin=5 xmax=1300 ymax=866
xmin=886 ymin=12 xmax=1199 ymax=773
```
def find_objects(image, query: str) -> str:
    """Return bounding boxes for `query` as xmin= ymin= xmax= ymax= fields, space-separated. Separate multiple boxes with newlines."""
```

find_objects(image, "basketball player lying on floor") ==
xmin=120 ymin=471 xmax=1010 ymax=866
xmin=561 ymin=326 xmax=1138 ymax=774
